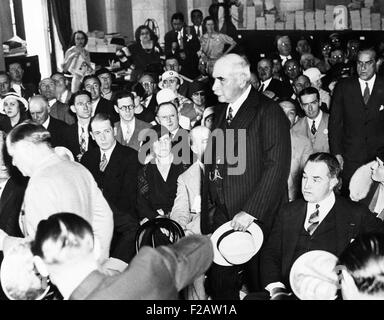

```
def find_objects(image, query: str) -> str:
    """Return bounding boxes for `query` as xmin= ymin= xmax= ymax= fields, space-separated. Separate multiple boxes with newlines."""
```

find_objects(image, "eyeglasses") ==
xmin=117 ymin=105 xmax=135 ymax=111
xmin=301 ymin=99 xmax=319 ymax=108
xmin=140 ymin=81 xmax=153 ymax=87
xmin=357 ymin=59 xmax=375 ymax=68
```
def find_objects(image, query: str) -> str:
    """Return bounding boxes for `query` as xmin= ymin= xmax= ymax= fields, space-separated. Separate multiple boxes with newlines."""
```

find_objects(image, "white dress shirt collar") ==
xmin=261 ymin=77 xmax=273 ymax=91
xmin=120 ymin=118 xmax=135 ymax=142
xmin=100 ymin=141 xmax=116 ymax=163
xmin=48 ymin=99 xmax=57 ymax=107
xmin=91 ymin=98 xmax=100 ymax=117
xmin=42 ymin=116 xmax=51 ymax=129
xmin=226 ymin=84 xmax=252 ymax=120
xmin=306 ymin=110 xmax=323 ymax=131
xmin=358 ymin=74 xmax=376 ymax=96
xmin=304 ymin=192 xmax=336 ymax=230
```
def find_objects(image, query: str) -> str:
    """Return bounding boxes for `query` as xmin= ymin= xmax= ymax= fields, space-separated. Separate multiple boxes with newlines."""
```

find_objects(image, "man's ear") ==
xmin=114 ymin=105 xmax=119 ymax=114
xmin=33 ymin=256 xmax=49 ymax=277
xmin=90 ymin=132 xmax=96 ymax=141
xmin=70 ymin=105 xmax=76 ymax=113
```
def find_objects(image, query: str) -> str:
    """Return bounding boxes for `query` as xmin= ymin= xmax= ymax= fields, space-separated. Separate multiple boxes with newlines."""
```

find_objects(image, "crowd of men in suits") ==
xmin=0 ymin=9 xmax=384 ymax=300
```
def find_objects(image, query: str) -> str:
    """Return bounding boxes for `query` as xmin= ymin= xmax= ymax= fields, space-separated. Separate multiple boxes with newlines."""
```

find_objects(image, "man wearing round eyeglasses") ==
xmin=292 ymin=87 xmax=330 ymax=154
xmin=81 ymin=113 xmax=139 ymax=264
xmin=113 ymin=92 xmax=151 ymax=151
xmin=329 ymin=47 xmax=384 ymax=197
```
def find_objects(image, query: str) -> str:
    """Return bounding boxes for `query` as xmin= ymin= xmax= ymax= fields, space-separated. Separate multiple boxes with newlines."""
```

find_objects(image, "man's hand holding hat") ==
xmin=230 ymin=211 xmax=256 ymax=232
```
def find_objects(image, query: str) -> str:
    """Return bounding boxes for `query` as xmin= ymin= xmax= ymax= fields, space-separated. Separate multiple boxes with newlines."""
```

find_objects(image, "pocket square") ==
xmin=380 ymin=105 xmax=384 ymax=111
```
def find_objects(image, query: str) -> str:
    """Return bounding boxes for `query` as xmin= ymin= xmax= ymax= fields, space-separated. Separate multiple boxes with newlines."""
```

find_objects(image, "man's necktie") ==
xmin=363 ymin=82 xmax=370 ymax=105
xmin=99 ymin=153 xmax=108 ymax=172
xmin=226 ymin=106 xmax=233 ymax=126
xmin=125 ymin=126 xmax=132 ymax=143
xmin=79 ymin=127 xmax=87 ymax=155
xmin=307 ymin=204 xmax=320 ymax=235
xmin=311 ymin=120 xmax=317 ymax=135
xmin=258 ymin=83 xmax=265 ymax=92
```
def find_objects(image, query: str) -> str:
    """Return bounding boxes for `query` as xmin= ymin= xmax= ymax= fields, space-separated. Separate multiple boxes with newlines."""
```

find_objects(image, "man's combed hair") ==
xmin=90 ymin=112 xmax=113 ymax=128
xmin=298 ymin=86 xmax=320 ymax=102
xmin=31 ymin=213 xmax=94 ymax=260
xmin=307 ymin=152 xmax=341 ymax=178
xmin=7 ymin=120 xmax=51 ymax=146
xmin=338 ymin=233 xmax=384 ymax=295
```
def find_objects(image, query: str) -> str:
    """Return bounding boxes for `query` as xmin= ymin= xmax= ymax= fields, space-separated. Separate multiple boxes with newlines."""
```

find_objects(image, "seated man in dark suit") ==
xmin=31 ymin=213 xmax=213 ymax=300
xmin=39 ymin=77 xmax=75 ymax=125
xmin=29 ymin=95 xmax=69 ymax=148
xmin=82 ymin=75 xmax=118 ymax=123
xmin=257 ymin=58 xmax=290 ymax=100
xmin=65 ymin=90 xmax=97 ymax=162
xmin=81 ymin=113 xmax=139 ymax=263
xmin=113 ymin=91 xmax=151 ymax=152
xmin=258 ymin=152 xmax=384 ymax=300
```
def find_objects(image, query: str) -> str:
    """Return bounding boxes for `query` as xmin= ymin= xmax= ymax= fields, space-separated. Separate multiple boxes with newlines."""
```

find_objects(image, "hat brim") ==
xmin=159 ymin=75 xmax=183 ymax=89
xmin=289 ymin=250 xmax=338 ymax=300
xmin=210 ymin=221 xmax=264 ymax=266
xmin=0 ymin=94 xmax=29 ymax=114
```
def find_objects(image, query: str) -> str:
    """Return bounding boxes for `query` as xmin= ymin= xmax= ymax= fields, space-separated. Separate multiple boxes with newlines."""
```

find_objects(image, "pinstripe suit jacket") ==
xmin=201 ymin=87 xmax=291 ymax=237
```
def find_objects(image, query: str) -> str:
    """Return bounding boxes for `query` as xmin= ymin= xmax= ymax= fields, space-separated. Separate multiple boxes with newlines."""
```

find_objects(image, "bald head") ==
xmin=29 ymin=95 xmax=50 ymax=125
xmin=189 ymin=126 xmax=210 ymax=160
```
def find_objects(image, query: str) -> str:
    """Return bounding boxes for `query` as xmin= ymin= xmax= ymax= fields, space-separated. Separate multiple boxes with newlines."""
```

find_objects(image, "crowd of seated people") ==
xmin=1 ymin=8 xmax=384 ymax=301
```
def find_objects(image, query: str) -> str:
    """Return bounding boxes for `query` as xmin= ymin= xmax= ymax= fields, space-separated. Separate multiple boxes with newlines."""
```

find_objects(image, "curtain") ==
xmin=51 ymin=0 xmax=72 ymax=52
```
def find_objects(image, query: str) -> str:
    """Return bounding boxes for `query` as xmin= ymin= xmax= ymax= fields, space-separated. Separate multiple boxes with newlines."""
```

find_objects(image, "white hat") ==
xmin=289 ymin=250 xmax=339 ymax=300
xmin=0 ymin=241 xmax=50 ymax=300
xmin=159 ymin=70 xmax=183 ymax=89
xmin=210 ymin=221 xmax=263 ymax=266
xmin=303 ymin=67 xmax=325 ymax=84
xmin=156 ymin=88 xmax=178 ymax=105
xmin=0 ymin=92 xmax=28 ymax=114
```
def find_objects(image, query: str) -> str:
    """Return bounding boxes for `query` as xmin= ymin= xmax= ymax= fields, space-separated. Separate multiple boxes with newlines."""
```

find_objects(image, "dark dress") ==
xmin=0 ymin=112 xmax=29 ymax=134
xmin=137 ymin=162 xmax=186 ymax=220
xmin=128 ymin=42 xmax=163 ymax=80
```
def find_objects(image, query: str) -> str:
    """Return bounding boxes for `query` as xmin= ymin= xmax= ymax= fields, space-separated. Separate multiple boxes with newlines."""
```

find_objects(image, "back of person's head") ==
xmin=306 ymin=152 xmax=341 ymax=179
xmin=338 ymin=233 xmax=384 ymax=299
xmin=31 ymin=213 xmax=94 ymax=265
xmin=7 ymin=120 xmax=51 ymax=147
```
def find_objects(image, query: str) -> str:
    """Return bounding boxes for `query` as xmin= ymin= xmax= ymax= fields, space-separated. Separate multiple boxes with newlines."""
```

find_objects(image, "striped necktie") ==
xmin=79 ymin=127 xmax=87 ymax=155
xmin=307 ymin=204 xmax=320 ymax=235
xmin=311 ymin=120 xmax=317 ymax=135
xmin=99 ymin=153 xmax=108 ymax=172
xmin=226 ymin=106 xmax=233 ymax=126
xmin=363 ymin=82 xmax=370 ymax=105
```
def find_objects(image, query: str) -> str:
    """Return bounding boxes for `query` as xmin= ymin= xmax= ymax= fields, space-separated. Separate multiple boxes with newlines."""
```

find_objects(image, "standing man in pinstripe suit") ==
xmin=202 ymin=54 xmax=291 ymax=299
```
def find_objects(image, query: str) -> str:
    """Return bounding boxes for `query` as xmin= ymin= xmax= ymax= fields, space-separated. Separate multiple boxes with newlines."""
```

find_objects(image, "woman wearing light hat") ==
xmin=0 ymin=93 xmax=29 ymax=133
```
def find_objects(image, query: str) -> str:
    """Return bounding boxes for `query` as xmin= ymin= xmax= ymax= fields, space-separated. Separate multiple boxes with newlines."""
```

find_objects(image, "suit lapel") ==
xmin=114 ymin=122 xmax=125 ymax=146
xmin=368 ymin=76 xmax=384 ymax=109
xmin=230 ymin=89 xmax=258 ymax=130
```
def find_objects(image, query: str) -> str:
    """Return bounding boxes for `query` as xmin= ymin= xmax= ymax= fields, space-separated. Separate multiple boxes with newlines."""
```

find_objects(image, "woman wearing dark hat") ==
xmin=0 ymin=93 xmax=30 ymax=133
xmin=137 ymin=124 xmax=187 ymax=222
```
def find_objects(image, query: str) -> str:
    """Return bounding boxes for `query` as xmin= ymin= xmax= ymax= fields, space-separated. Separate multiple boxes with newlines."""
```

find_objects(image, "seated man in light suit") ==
xmin=292 ymin=87 xmax=330 ymax=153
xmin=258 ymin=152 xmax=384 ymax=300
xmin=113 ymin=91 xmax=151 ymax=152
xmin=170 ymin=126 xmax=210 ymax=235
xmin=31 ymin=213 xmax=213 ymax=300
